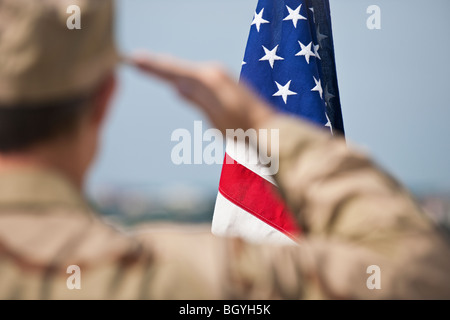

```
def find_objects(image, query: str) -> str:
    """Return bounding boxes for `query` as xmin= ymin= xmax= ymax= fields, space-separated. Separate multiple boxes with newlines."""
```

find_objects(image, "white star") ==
xmin=313 ymin=44 xmax=321 ymax=60
xmin=316 ymin=25 xmax=328 ymax=46
xmin=325 ymin=113 xmax=333 ymax=134
xmin=283 ymin=5 xmax=307 ymax=28
xmin=311 ymin=77 xmax=323 ymax=99
xmin=295 ymin=41 xmax=315 ymax=64
xmin=309 ymin=7 xmax=315 ymax=22
xmin=242 ymin=61 xmax=247 ymax=66
xmin=259 ymin=45 xmax=284 ymax=69
xmin=273 ymin=80 xmax=297 ymax=104
xmin=251 ymin=8 xmax=270 ymax=32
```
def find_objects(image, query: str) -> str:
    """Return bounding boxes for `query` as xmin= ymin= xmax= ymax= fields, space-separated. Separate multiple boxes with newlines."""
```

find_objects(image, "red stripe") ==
xmin=218 ymin=153 xmax=301 ymax=240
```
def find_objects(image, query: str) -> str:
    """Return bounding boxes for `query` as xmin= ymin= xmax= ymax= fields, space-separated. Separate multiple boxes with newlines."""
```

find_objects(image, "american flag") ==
xmin=212 ymin=0 xmax=344 ymax=244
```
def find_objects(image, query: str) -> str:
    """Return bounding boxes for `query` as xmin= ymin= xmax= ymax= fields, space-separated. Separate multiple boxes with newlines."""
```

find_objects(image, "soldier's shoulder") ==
xmin=0 ymin=206 xmax=146 ymax=269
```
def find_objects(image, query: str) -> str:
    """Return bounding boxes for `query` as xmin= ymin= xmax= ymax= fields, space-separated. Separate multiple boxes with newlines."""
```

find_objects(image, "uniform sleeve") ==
xmin=131 ymin=115 xmax=450 ymax=300
xmin=259 ymin=114 xmax=450 ymax=299
xmin=134 ymin=226 xmax=308 ymax=299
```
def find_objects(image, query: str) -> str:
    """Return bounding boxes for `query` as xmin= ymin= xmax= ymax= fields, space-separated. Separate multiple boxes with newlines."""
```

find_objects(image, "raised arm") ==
xmin=129 ymin=54 xmax=450 ymax=299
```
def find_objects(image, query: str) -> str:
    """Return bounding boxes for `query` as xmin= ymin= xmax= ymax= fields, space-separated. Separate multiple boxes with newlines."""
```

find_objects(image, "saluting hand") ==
xmin=128 ymin=53 xmax=276 ymax=133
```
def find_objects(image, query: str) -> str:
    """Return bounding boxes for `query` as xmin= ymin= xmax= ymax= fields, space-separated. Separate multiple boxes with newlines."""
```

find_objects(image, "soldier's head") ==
xmin=0 ymin=0 xmax=118 ymax=187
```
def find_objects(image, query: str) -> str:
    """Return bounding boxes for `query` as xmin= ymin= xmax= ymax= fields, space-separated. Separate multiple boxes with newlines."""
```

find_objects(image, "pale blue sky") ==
xmin=86 ymin=0 xmax=450 ymax=197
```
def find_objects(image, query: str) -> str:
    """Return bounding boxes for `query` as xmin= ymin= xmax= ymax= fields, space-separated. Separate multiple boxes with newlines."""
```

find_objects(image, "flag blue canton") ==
xmin=240 ymin=0 xmax=345 ymax=135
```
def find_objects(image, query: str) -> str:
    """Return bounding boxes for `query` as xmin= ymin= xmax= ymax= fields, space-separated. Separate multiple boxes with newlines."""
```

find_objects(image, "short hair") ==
xmin=0 ymin=94 xmax=93 ymax=153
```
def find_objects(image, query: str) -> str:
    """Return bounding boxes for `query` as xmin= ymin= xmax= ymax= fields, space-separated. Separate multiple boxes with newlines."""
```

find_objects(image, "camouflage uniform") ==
xmin=1 ymin=116 xmax=450 ymax=299
xmin=1 ymin=0 xmax=449 ymax=299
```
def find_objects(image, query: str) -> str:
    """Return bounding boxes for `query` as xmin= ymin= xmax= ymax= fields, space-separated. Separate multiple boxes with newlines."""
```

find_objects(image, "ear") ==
xmin=91 ymin=72 xmax=117 ymax=128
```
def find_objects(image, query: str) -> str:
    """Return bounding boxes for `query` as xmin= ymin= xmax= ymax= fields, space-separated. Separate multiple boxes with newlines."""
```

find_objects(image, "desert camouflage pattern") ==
xmin=0 ymin=115 xmax=449 ymax=299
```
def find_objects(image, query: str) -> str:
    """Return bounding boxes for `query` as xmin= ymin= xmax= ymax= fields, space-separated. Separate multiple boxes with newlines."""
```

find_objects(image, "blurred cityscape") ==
xmin=89 ymin=184 xmax=450 ymax=233
xmin=88 ymin=184 xmax=217 ymax=227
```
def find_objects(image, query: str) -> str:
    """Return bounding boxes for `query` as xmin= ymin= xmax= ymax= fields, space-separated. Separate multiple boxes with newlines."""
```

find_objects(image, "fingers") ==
xmin=123 ymin=51 xmax=276 ymax=132
xmin=126 ymin=51 xmax=229 ymax=107
xmin=126 ymin=52 xmax=197 ymax=83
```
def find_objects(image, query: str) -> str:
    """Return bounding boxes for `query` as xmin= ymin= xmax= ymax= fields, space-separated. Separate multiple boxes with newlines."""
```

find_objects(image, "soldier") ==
xmin=0 ymin=0 xmax=449 ymax=299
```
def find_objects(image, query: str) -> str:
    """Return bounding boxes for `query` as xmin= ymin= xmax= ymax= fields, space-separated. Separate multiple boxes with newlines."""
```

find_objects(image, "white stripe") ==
xmin=212 ymin=192 xmax=297 ymax=245
xmin=225 ymin=138 xmax=277 ymax=185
